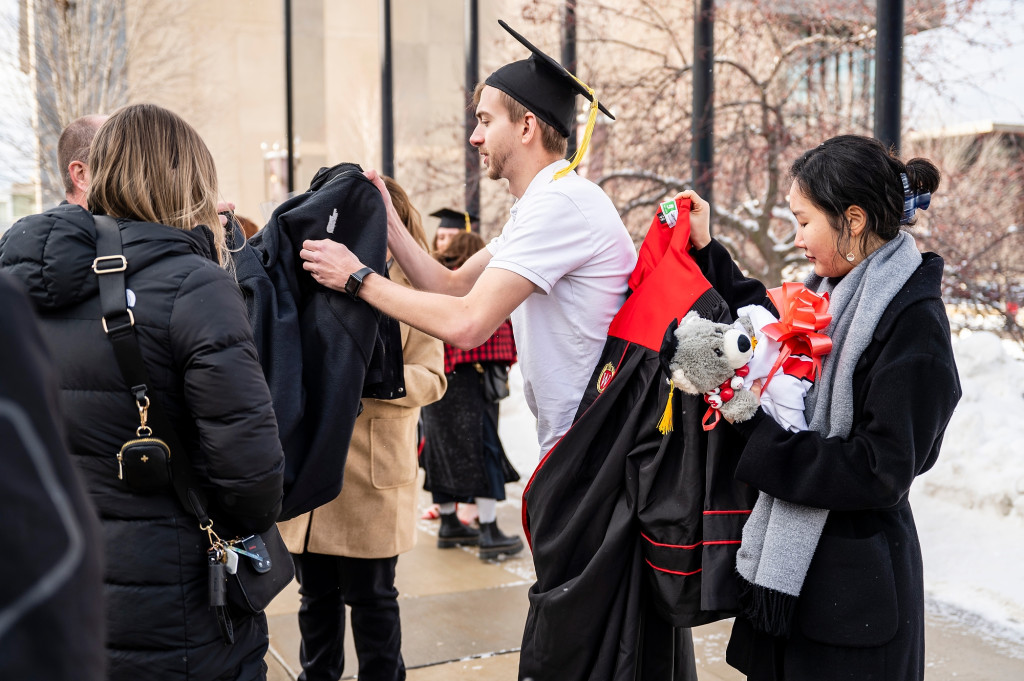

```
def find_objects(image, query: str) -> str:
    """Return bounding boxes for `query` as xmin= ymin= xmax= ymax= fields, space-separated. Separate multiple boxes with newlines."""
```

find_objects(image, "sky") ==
xmin=499 ymin=330 xmax=1024 ymax=650
xmin=904 ymin=0 xmax=1024 ymax=130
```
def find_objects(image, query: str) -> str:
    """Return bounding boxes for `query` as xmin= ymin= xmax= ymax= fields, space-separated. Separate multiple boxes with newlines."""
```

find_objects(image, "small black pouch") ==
xmin=225 ymin=527 xmax=295 ymax=614
xmin=477 ymin=362 xmax=511 ymax=402
xmin=118 ymin=437 xmax=173 ymax=493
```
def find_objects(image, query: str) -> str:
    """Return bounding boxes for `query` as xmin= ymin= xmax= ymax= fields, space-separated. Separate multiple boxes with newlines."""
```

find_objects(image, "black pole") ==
xmin=284 ymin=0 xmax=295 ymax=194
xmin=380 ymin=0 xmax=395 ymax=178
xmin=874 ymin=0 xmax=904 ymax=153
xmin=692 ymin=0 xmax=714 ymax=209
xmin=561 ymin=1 xmax=578 ymax=159
xmin=464 ymin=0 xmax=480 ymax=225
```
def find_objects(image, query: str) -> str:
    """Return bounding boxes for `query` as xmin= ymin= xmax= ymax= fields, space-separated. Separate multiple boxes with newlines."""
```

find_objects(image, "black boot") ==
xmin=478 ymin=520 xmax=524 ymax=560
xmin=437 ymin=512 xmax=479 ymax=548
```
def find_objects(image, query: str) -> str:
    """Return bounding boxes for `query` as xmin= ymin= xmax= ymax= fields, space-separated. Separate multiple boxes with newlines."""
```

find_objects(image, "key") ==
xmin=236 ymin=534 xmax=271 ymax=573
xmin=228 ymin=544 xmax=262 ymax=562
xmin=224 ymin=545 xmax=239 ymax=574
xmin=208 ymin=548 xmax=227 ymax=607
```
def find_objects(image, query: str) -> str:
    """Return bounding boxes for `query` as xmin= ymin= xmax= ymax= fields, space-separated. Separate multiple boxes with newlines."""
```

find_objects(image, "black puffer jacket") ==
xmin=0 ymin=204 xmax=285 ymax=680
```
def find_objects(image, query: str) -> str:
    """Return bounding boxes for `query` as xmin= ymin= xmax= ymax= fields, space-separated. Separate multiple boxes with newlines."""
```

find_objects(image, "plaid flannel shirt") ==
xmin=444 ymin=319 xmax=517 ymax=374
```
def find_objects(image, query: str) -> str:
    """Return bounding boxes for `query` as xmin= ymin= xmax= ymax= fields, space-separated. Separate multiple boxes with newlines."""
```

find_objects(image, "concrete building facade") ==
xmin=19 ymin=0 xmax=521 ymax=234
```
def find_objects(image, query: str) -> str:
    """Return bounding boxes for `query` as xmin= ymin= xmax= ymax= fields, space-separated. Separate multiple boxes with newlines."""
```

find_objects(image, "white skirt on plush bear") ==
xmin=735 ymin=304 xmax=815 ymax=433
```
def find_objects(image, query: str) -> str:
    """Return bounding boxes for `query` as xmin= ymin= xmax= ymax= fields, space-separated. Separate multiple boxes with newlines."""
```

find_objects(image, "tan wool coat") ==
xmin=279 ymin=266 xmax=446 ymax=558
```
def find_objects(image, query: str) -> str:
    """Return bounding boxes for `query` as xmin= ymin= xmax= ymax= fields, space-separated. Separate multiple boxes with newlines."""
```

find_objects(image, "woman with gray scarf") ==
xmin=685 ymin=135 xmax=961 ymax=681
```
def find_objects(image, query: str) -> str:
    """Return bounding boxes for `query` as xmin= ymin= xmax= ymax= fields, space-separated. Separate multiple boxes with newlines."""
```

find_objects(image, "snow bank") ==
xmin=913 ymin=331 xmax=1024 ymax=642
xmin=918 ymin=331 xmax=1024 ymax=520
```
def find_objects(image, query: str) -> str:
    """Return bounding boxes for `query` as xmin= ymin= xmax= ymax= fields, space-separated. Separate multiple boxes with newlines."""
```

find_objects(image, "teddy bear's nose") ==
xmin=736 ymin=335 xmax=751 ymax=353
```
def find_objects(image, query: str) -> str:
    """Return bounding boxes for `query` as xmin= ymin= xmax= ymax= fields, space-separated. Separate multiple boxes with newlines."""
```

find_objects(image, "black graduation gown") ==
xmin=519 ymin=203 xmax=762 ymax=681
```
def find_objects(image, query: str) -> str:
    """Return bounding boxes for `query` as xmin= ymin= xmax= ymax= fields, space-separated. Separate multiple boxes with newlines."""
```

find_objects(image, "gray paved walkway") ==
xmin=265 ymin=483 xmax=1024 ymax=680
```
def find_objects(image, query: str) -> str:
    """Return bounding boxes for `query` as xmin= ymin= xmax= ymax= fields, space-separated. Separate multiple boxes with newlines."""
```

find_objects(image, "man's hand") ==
xmin=673 ymin=190 xmax=711 ymax=249
xmin=300 ymin=239 xmax=365 ymax=292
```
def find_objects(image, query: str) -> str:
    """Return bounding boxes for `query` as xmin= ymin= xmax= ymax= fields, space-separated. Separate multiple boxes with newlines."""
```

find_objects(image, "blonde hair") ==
xmin=383 ymin=176 xmax=429 ymax=252
xmin=87 ymin=104 xmax=227 ymax=267
xmin=473 ymin=82 xmax=567 ymax=157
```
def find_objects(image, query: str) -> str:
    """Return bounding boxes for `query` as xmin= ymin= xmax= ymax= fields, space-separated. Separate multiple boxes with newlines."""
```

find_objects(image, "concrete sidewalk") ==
xmin=265 ymin=484 xmax=1024 ymax=680
xmin=265 ymin=491 xmax=530 ymax=681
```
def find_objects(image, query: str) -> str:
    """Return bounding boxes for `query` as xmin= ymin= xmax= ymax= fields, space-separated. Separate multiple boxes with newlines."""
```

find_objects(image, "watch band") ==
xmin=345 ymin=266 xmax=375 ymax=297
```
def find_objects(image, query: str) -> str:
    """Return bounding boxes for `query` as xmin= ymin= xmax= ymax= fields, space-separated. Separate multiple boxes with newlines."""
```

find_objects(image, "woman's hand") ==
xmin=750 ymin=378 xmax=763 ymax=401
xmin=300 ymin=239 xmax=365 ymax=292
xmin=216 ymin=200 xmax=235 ymax=228
xmin=673 ymin=189 xmax=711 ymax=249
xmin=722 ymin=379 xmax=762 ymax=424
xmin=363 ymin=169 xmax=407 ymax=246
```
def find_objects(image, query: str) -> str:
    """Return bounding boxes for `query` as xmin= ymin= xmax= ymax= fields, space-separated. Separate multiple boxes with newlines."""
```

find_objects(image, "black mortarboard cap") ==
xmin=430 ymin=208 xmax=476 ymax=231
xmin=485 ymin=20 xmax=614 ymax=139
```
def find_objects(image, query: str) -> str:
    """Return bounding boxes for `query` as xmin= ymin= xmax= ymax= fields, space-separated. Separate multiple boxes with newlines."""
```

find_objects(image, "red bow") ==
xmin=759 ymin=283 xmax=832 ymax=392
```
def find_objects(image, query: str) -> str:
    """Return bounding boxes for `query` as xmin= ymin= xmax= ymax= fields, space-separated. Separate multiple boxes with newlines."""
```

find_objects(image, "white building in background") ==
xmin=0 ymin=182 xmax=35 ymax=233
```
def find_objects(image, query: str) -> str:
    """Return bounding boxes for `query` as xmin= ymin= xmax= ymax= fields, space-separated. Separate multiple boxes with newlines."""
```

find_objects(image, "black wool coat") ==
xmin=236 ymin=162 xmax=403 ymax=519
xmin=698 ymin=241 xmax=962 ymax=681
xmin=0 ymin=272 xmax=106 ymax=681
xmin=0 ymin=205 xmax=285 ymax=681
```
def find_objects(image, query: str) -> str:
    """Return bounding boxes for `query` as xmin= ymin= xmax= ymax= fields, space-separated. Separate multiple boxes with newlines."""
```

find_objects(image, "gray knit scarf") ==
xmin=735 ymin=230 xmax=922 ymax=637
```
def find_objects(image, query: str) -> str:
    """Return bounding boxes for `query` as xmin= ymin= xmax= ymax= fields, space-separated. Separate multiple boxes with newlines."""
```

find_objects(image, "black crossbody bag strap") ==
xmin=93 ymin=215 xmax=211 ymax=524
xmin=94 ymin=216 xmax=238 ymax=644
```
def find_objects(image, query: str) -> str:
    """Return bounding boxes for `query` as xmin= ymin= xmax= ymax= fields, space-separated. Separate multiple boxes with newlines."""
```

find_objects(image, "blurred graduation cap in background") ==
xmin=484 ymin=20 xmax=614 ymax=179
xmin=429 ymin=208 xmax=476 ymax=232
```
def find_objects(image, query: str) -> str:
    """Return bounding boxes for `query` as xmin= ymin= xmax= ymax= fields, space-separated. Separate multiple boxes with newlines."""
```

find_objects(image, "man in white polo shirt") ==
xmin=483 ymin=147 xmax=634 ymax=454
xmin=299 ymin=20 xmax=636 ymax=457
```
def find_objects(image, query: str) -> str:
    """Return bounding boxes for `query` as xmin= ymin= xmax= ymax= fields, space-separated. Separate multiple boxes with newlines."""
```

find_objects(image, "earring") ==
xmin=846 ymin=252 xmax=855 ymax=262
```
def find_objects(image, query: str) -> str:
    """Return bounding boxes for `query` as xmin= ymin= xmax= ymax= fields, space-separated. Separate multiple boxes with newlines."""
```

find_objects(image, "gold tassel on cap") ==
xmin=553 ymin=74 xmax=600 ymax=181
xmin=657 ymin=380 xmax=675 ymax=435
xmin=463 ymin=212 xmax=471 ymax=232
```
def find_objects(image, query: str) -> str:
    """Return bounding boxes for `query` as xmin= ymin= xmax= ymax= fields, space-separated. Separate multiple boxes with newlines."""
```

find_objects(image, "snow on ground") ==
xmin=920 ymin=332 xmax=1024 ymax=520
xmin=916 ymin=331 xmax=1024 ymax=648
xmin=499 ymin=331 xmax=1024 ymax=648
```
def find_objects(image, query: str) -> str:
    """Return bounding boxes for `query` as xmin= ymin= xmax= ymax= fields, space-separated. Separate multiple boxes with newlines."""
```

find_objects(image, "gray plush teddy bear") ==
xmin=668 ymin=310 xmax=759 ymax=425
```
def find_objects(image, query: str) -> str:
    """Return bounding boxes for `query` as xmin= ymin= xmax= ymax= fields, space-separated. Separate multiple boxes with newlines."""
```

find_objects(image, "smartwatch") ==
xmin=344 ymin=266 xmax=375 ymax=298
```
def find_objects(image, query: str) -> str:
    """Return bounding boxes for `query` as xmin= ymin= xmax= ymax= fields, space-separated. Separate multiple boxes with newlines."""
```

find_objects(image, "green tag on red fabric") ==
xmin=660 ymin=200 xmax=678 ymax=227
